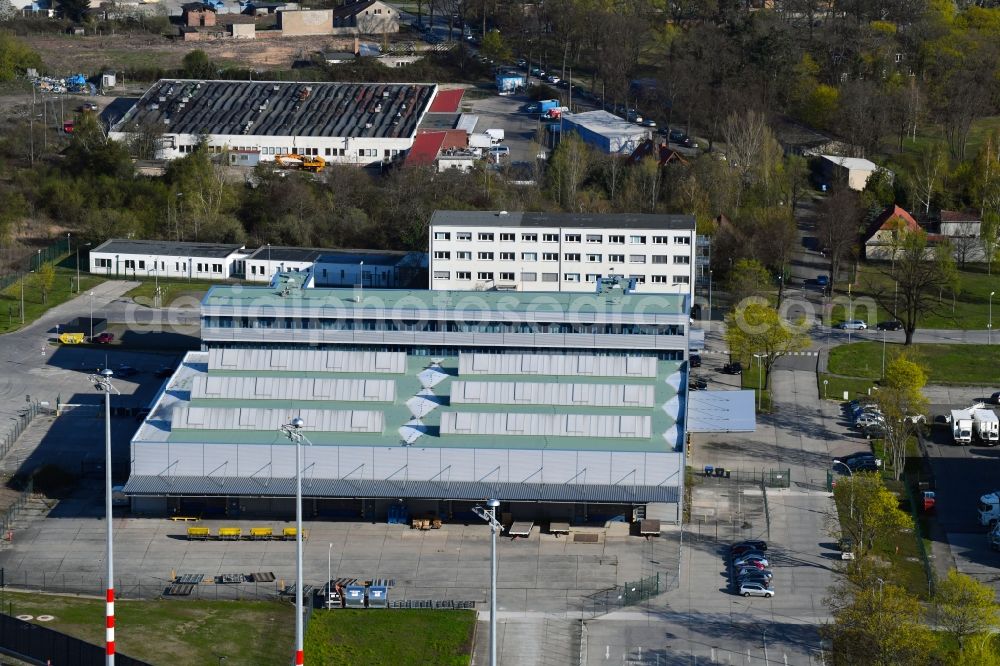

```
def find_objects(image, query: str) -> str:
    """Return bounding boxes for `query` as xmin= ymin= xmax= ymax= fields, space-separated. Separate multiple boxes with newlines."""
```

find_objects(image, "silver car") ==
xmin=739 ymin=582 xmax=774 ymax=598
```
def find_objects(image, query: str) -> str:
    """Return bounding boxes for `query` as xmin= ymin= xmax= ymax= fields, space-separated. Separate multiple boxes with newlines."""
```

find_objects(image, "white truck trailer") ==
xmin=951 ymin=408 xmax=974 ymax=445
xmin=973 ymin=408 xmax=1000 ymax=445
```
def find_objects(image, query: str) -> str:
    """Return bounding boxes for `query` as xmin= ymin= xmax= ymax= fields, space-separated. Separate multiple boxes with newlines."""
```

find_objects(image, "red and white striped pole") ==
xmin=99 ymin=369 xmax=116 ymax=666
xmin=106 ymin=587 xmax=115 ymax=661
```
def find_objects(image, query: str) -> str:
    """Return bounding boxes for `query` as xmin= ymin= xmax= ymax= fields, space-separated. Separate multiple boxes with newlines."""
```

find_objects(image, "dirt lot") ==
xmin=24 ymin=31 xmax=368 ymax=75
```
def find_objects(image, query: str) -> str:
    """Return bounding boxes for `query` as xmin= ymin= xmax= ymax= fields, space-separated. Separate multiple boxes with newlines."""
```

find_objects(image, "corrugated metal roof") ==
xmin=122 ymin=475 xmax=679 ymax=503
xmin=686 ymin=390 xmax=756 ymax=433
xmin=209 ymin=348 xmax=406 ymax=374
xmin=192 ymin=375 xmax=394 ymax=402
xmin=458 ymin=353 xmax=656 ymax=378
xmin=439 ymin=411 xmax=651 ymax=439
xmin=451 ymin=381 xmax=655 ymax=408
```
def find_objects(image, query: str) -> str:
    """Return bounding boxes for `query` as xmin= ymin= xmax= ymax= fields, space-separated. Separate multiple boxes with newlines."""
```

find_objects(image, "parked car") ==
xmin=730 ymin=545 xmax=764 ymax=558
xmin=488 ymin=145 xmax=510 ymax=160
xmin=838 ymin=537 xmax=856 ymax=560
xmin=667 ymin=128 xmax=691 ymax=144
xmin=836 ymin=320 xmax=868 ymax=330
xmin=515 ymin=58 xmax=527 ymax=67
xmin=722 ymin=362 xmax=743 ymax=375
xmin=733 ymin=554 xmax=769 ymax=568
xmin=625 ymin=109 xmax=643 ymax=123
xmin=689 ymin=377 xmax=708 ymax=391
xmin=735 ymin=568 xmax=773 ymax=583
xmin=115 ymin=365 xmax=138 ymax=378
xmin=876 ymin=320 xmax=902 ymax=331
xmin=816 ymin=274 xmax=829 ymax=287
xmin=854 ymin=415 xmax=885 ymax=431
xmin=732 ymin=540 xmax=768 ymax=552
xmin=990 ymin=391 xmax=1000 ymax=405
xmin=738 ymin=582 xmax=774 ymax=598
xmin=91 ymin=332 xmax=115 ymax=344
xmin=862 ymin=423 xmax=887 ymax=439
xmin=641 ymin=118 xmax=657 ymax=127
xmin=689 ymin=353 xmax=702 ymax=368
xmin=545 ymin=75 xmax=561 ymax=84
xmin=833 ymin=452 xmax=877 ymax=467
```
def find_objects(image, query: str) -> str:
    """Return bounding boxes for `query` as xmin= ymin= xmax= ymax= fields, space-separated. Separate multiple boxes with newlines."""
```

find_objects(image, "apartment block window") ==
xmin=630 ymin=275 xmax=646 ymax=284
xmin=652 ymin=236 xmax=668 ymax=244
xmin=674 ymin=255 xmax=691 ymax=264
xmin=434 ymin=251 xmax=451 ymax=259
xmin=478 ymin=232 xmax=494 ymax=241
xmin=609 ymin=235 xmax=625 ymax=244
xmin=542 ymin=273 xmax=558 ymax=282
xmin=499 ymin=272 xmax=515 ymax=281
xmin=433 ymin=271 xmax=450 ymax=279
xmin=457 ymin=232 xmax=472 ymax=241
xmin=457 ymin=271 xmax=471 ymax=280
xmin=674 ymin=236 xmax=692 ymax=245
xmin=500 ymin=233 xmax=515 ymax=241
xmin=586 ymin=273 xmax=600 ymax=282
xmin=629 ymin=255 xmax=646 ymax=264
xmin=457 ymin=251 xmax=472 ymax=260
xmin=564 ymin=273 xmax=581 ymax=282
xmin=609 ymin=254 xmax=625 ymax=263
xmin=522 ymin=252 xmax=537 ymax=261
xmin=674 ymin=275 xmax=691 ymax=284
xmin=521 ymin=272 xmax=537 ymax=281
xmin=478 ymin=252 xmax=494 ymax=260
xmin=212 ymin=263 xmax=222 ymax=273
xmin=542 ymin=233 xmax=559 ymax=242
xmin=651 ymin=275 xmax=669 ymax=284
xmin=652 ymin=255 xmax=669 ymax=264
xmin=500 ymin=252 xmax=515 ymax=261
xmin=587 ymin=254 xmax=602 ymax=262
xmin=586 ymin=234 xmax=602 ymax=243
xmin=629 ymin=235 xmax=647 ymax=245
xmin=564 ymin=253 xmax=581 ymax=262
xmin=564 ymin=234 xmax=581 ymax=242
xmin=477 ymin=272 xmax=494 ymax=281
xmin=434 ymin=231 xmax=451 ymax=240
xmin=543 ymin=252 xmax=559 ymax=261
xmin=522 ymin=233 xmax=538 ymax=242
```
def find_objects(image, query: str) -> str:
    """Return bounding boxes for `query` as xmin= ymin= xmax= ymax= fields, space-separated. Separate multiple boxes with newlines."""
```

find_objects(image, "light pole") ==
xmin=76 ymin=242 xmax=91 ymax=293
xmin=90 ymin=291 xmax=95 ymax=340
xmin=753 ymin=353 xmax=765 ymax=412
xmin=990 ymin=291 xmax=995 ymax=345
xmin=280 ymin=417 xmax=309 ymax=666
xmin=707 ymin=269 xmax=713 ymax=327
xmin=823 ymin=379 xmax=829 ymax=400
xmin=327 ymin=542 xmax=333 ymax=610
xmin=473 ymin=499 xmax=501 ymax=666
xmin=881 ymin=328 xmax=887 ymax=379
xmin=359 ymin=261 xmax=365 ymax=302
xmin=90 ymin=368 xmax=119 ymax=666
xmin=762 ymin=627 xmax=768 ymax=666
xmin=266 ymin=243 xmax=271 ymax=282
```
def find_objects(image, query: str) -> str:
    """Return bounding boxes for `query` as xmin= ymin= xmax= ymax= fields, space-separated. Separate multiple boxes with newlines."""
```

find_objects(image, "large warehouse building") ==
xmin=123 ymin=279 xmax=693 ymax=524
xmin=109 ymin=79 xmax=438 ymax=167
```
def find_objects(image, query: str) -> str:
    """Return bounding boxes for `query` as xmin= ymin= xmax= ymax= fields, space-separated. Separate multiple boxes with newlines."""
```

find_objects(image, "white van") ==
xmin=489 ymin=145 xmax=510 ymax=159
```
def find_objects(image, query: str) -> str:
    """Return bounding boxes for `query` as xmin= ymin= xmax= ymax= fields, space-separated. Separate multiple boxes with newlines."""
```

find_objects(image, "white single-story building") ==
xmin=89 ymin=239 xmax=248 ymax=279
xmin=819 ymin=155 xmax=891 ymax=192
xmin=242 ymin=246 xmax=333 ymax=283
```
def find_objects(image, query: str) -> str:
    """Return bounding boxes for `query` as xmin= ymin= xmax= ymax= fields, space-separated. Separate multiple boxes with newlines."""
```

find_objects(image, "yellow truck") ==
xmin=59 ymin=332 xmax=85 ymax=344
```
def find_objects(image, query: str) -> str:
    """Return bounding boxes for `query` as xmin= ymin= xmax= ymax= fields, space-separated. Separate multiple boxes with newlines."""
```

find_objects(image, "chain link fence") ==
xmin=586 ymin=572 xmax=660 ymax=616
xmin=0 ymin=402 xmax=42 ymax=463
xmin=0 ymin=570 xmax=286 ymax=602
xmin=0 ymin=237 xmax=73 ymax=292
xmin=0 ymin=612 xmax=151 ymax=666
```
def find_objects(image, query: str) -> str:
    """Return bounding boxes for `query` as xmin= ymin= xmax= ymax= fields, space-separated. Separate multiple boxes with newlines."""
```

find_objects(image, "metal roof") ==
xmin=244 ymin=246 xmax=339 ymax=262
xmin=458 ymin=352 xmax=657 ymax=378
xmin=91 ymin=239 xmax=245 ymax=258
xmin=429 ymin=210 xmax=696 ymax=231
xmin=122 ymin=475 xmax=680 ymax=503
xmin=820 ymin=155 xmax=880 ymax=171
xmin=112 ymin=80 xmax=437 ymax=139
xmin=201 ymin=285 xmax=688 ymax=318
xmin=561 ymin=111 xmax=653 ymax=140
xmin=686 ymin=390 xmax=756 ymax=433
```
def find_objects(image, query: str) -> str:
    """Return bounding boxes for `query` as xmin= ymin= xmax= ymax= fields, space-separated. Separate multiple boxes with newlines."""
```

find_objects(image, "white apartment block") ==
xmin=428 ymin=211 xmax=697 ymax=293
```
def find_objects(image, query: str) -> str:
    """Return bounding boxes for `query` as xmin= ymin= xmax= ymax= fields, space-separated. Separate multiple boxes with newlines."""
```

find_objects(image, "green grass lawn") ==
xmin=124 ymin=278 xmax=240 ymax=308
xmin=0 ymin=267 xmax=104 ymax=334
xmin=828 ymin=341 xmax=1000 ymax=385
xmin=305 ymin=609 xmax=475 ymax=666
xmin=0 ymin=591 xmax=294 ymax=664
xmin=834 ymin=264 xmax=1000 ymax=330
xmin=818 ymin=373 xmax=881 ymax=402
xmin=740 ymin=368 xmax=773 ymax=412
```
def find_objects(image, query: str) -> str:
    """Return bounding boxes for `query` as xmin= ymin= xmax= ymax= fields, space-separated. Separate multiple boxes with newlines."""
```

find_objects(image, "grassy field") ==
xmin=0 ymin=267 xmax=104 ymax=334
xmin=305 ymin=609 xmax=476 ymax=666
xmin=0 ymin=591 xmax=294 ymax=664
xmin=124 ymin=278 xmax=238 ymax=308
xmin=828 ymin=342 xmax=1000 ymax=385
xmin=740 ymin=367 xmax=773 ymax=412
xmin=831 ymin=264 xmax=1000 ymax=330
xmin=818 ymin=373 xmax=881 ymax=402
xmin=884 ymin=115 xmax=1000 ymax=172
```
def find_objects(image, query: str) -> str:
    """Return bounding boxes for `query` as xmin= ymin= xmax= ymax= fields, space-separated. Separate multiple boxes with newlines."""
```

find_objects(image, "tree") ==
xmin=981 ymin=211 xmax=1000 ymax=275
xmin=56 ymin=0 xmax=89 ymax=22
xmin=948 ymin=221 xmax=982 ymax=269
xmin=823 ymin=583 xmax=934 ymax=666
xmin=547 ymin=134 xmax=591 ymax=209
xmin=868 ymin=229 xmax=958 ymax=344
xmin=875 ymin=356 xmax=929 ymax=479
xmin=832 ymin=473 xmax=912 ymax=556
xmin=933 ymin=569 xmax=1000 ymax=649
xmin=0 ymin=34 xmax=42 ymax=82
xmin=31 ymin=263 xmax=55 ymax=304
xmin=725 ymin=300 xmax=810 ymax=383
xmin=912 ymin=142 xmax=948 ymax=214
xmin=721 ymin=110 xmax=783 ymax=206
xmin=182 ymin=50 xmax=216 ymax=80
xmin=479 ymin=30 xmax=511 ymax=64
xmin=726 ymin=258 xmax=773 ymax=305
xmin=816 ymin=188 xmax=862 ymax=291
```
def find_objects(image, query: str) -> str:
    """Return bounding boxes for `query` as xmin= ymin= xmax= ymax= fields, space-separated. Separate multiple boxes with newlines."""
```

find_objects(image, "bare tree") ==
xmin=816 ymin=188 xmax=863 ymax=290
xmin=946 ymin=222 xmax=982 ymax=270
xmin=911 ymin=142 xmax=947 ymax=214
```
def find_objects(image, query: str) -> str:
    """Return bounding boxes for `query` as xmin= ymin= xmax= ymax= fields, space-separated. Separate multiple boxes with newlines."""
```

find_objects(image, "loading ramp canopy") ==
xmin=686 ymin=390 xmax=756 ymax=433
